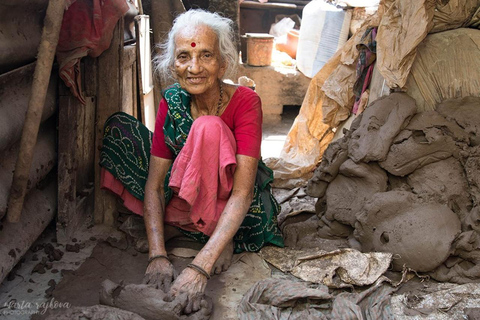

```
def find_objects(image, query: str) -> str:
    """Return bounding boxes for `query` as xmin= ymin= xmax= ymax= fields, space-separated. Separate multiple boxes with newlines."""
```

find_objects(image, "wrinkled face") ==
xmin=173 ymin=25 xmax=226 ymax=96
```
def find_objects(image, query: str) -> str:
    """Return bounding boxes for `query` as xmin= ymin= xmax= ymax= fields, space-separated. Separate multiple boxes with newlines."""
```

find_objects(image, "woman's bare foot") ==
xmin=211 ymin=240 xmax=234 ymax=275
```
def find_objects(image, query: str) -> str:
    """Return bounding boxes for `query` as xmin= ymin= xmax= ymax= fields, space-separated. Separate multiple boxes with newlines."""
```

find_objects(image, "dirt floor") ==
xmin=2 ymin=107 xmax=480 ymax=319
xmin=0 ymin=110 xmax=298 ymax=320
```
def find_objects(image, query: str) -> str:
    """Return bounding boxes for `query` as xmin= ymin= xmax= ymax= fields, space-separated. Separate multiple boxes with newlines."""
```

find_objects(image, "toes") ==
xmin=222 ymin=260 xmax=231 ymax=272
xmin=214 ymin=265 xmax=222 ymax=275
xmin=162 ymin=277 xmax=172 ymax=292
xmin=185 ymin=298 xmax=194 ymax=314
xmin=142 ymin=273 xmax=151 ymax=284
xmin=192 ymin=297 xmax=201 ymax=313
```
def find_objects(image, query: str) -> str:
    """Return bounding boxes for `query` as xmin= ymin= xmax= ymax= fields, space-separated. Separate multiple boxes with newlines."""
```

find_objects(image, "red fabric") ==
xmin=164 ymin=116 xmax=237 ymax=236
xmin=101 ymin=168 xmax=143 ymax=215
xmin=56 ymin=0 xmax=129 ymax=104
xmin=151 ymin=86 xmax=262 ymax=160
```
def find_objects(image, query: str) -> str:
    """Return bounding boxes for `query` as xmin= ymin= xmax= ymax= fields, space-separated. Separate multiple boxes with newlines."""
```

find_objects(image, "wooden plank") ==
xmin=84 ymin=56 xmax=97 ymax=97
xmin=132 ymin=63 xmax=138 ymax=119
xmin=76 ymin=93 xmax=86 ymax=190
xmin=135 ymin=15 xmax=155 ymax=131
xmin=122 ymin=45 xmax=137 ymax=116
xmin=240 ymin=0 xmax=301 ymax=10
xmin=83 ymin=95 xmax=96 ymax=185
xmin=94 ymin=18 xmax=124 ymax=225
xmin=123 ymin=44 xmax=137 ymax=67
xmin=57 ymin=94 xmax=78 ymax=243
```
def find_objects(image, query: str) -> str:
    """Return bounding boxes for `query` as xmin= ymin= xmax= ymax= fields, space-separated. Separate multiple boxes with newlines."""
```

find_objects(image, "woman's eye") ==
xmin=203 ymin=53 xmax=212 ymax=59
xmin=177 ymin=54 xmax=188 ymax=61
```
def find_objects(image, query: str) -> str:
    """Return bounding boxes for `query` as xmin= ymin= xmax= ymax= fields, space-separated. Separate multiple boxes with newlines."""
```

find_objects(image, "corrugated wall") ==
xmin=0 ymin=1 xmax=58 ymax=284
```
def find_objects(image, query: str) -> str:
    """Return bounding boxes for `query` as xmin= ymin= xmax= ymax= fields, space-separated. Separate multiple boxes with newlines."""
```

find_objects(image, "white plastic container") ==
xmin=296 ymin=0 xmax=352 ymax=78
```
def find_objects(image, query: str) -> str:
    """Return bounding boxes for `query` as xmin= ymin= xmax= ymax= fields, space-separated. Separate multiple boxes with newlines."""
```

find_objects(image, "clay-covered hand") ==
xmin=168 ymin=267 xmax=208 ymax=314
xmin=143 ymin=258 xmax=175 ymax=292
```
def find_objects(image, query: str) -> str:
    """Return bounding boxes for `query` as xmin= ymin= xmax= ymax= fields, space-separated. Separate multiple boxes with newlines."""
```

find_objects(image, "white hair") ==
xmin=154 ymin=9 xmax=238 ymax=83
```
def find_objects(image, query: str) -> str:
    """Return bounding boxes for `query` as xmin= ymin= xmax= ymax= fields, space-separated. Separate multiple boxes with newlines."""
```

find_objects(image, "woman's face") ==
xmin=173 ymin=25 xmax=226 ymax=96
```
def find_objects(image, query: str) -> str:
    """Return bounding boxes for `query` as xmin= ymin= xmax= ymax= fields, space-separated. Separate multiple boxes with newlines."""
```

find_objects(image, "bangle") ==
xmin=186 ymin=263 xmax=211 ymax=279
xmin=148 ymin=254 xmax=169 ymax=264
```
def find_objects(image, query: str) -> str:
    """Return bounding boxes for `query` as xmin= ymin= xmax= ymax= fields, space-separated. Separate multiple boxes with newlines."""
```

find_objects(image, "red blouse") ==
xmin=151 ymin=86 xmax=262 ymax=159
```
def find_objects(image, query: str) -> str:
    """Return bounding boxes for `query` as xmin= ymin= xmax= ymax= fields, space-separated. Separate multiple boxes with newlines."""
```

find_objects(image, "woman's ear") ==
xmin=170 ymin=65 xmax=178 ymax=79
xmin=219 ymin=60 xmax=227 ymax=79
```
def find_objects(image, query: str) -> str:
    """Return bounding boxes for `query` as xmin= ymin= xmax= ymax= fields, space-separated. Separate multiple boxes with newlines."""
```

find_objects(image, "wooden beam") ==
xmin=57 ymin=94 xmax=79 ymax=242
xmin=94 ymin=18 xmax=124 ymax=225
xmin=240 ymin=0 xmax=302 ymax=10
xmin=57 ymin=89 xmax=96 ymax=243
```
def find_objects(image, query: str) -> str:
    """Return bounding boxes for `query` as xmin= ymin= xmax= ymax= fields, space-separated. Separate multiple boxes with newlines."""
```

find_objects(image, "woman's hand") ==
xmin=143 ymin=258 xmax=176 ymax=292
xmin=168 ymin=267 xmax=208 ymax=314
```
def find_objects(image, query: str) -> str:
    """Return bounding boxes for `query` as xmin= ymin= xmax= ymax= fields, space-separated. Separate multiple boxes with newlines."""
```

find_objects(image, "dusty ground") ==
xmin=2 ymin=107 xmax=480 ymax=319
xmin=0 ymin=110 xmax=297 ymax=320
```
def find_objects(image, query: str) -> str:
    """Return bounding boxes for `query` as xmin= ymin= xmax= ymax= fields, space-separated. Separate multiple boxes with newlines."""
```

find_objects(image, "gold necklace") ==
xmin=215 ymin=81 xmax=223 ymax=116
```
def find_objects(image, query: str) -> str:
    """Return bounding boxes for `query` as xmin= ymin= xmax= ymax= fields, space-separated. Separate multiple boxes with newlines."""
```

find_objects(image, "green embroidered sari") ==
xmin=101 ymin=83 xmax=284 ymax=253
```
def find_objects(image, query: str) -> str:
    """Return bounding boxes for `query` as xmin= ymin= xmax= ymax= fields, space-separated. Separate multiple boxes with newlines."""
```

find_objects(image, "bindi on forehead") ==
xmin=176 ymin=25 xmax=217 ymax=48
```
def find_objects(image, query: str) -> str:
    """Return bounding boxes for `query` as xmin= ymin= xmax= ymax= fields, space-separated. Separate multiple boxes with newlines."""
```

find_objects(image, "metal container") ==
xmin=245 ymin=33 xmax=274 ymax=67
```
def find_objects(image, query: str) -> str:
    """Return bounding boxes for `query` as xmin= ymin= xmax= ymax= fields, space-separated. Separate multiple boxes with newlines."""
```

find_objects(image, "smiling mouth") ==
xmin=187 ymin=77 xmax=206 ymax=84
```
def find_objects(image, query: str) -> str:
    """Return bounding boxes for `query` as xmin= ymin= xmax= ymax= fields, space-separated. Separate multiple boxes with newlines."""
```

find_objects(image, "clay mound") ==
xmin=407 ymin=157 xmax=472 ymax=222
xmin=348 ymin=92 xmax=417 ymax=163
xmin=379 ymin=110 xmax=465 ymax=176
xmin=437 ymin=96 xmax=480 ymax=146
xmin=325 ymin=160 xmax=387 ymax=226
xmin=303 ymin=94 xmax=480 ymax=279
xmin=355 ymin=191 xmax=461 ymax=272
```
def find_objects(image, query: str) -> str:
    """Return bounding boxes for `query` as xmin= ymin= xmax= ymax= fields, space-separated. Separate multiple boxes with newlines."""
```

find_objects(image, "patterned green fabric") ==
xmin=100 ymin=112 xmax=152 ymax=200
xmin=100 ymin=83 xmax=284 ymax=253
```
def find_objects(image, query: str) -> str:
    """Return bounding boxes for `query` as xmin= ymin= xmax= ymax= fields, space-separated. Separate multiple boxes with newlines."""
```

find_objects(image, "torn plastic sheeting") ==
xmin=272 ymin=17 xmax=379 ymax=188
xmin=376 ymin=0 xmax=480 ymax=89
xmin=390 ymin=283 xmax=480 ymax=319
xmin=260 ymin=246 xmax=392 ymax=288
xmin=404 ymin=28 xmax=480 ymax=112
xmin=238 ymin=278 xmax=396 ymax=320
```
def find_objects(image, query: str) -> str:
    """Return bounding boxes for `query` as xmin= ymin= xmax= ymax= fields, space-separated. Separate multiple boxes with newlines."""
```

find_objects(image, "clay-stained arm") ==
xmin=193 ymin=154 xmax=258 ymax=272
xmin=169 ymin=154 xmax=258 ymax=313
xmin=144 ymin=155 xmax=172 ymax=256
xmin=143 ymin=155 xmax=174 ymax=289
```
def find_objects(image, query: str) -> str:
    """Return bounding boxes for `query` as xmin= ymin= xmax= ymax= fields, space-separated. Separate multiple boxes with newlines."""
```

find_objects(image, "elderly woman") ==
xmin=99 ymin=9 xmax=283 ymax=313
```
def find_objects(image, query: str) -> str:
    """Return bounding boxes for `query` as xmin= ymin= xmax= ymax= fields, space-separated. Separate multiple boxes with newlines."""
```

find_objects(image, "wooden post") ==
xmin=94 ymin=18 xmax=124 ymax=225
xmin=57 ymin=93 xmax=79 ymax=241
xmin=6 ymin=0 xmax=65 ymax=223
xmin=150 ymin=0 xmax=185 ymax=110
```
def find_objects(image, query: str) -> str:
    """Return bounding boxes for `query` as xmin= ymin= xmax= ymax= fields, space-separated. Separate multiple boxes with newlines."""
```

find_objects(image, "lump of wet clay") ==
xmin=437 ymin=96 xmax=480 ymax=146
xmin=465 ymin=151 xmax=480 ymax=207
xmin=99 ymin=279 xmax=213 ymax=320
xmin=407 ymin=157 xmax=472 ymax=222
xmin=355 ymin=191 xmax=461 ymax=272
xmin=307 ymin=138 xmax=349 ymax=198
xmin=325 ymin=160 xmax=387 ymax=226
xmin=379 ymin=111 xmax=462 ymax=176
xmin=348 ymin=93 xmax=417 ymax=163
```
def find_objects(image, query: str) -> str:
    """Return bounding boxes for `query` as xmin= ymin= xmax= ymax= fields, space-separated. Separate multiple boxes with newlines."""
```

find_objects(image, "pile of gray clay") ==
xmin=45 ymin=280 xmax=212 ymax=320
xmin=306 ymin=93 xmax=480 ymax=283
